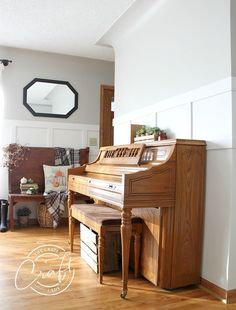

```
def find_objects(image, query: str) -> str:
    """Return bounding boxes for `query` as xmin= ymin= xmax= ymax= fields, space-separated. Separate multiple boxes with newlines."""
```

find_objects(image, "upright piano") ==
xmin=67 ymin=139 xmax=206 ymax=298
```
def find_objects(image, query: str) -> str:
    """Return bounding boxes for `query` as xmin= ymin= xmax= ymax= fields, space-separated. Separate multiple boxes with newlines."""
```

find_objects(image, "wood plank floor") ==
xmin=0 ymin=226 xmax=235 ymax=310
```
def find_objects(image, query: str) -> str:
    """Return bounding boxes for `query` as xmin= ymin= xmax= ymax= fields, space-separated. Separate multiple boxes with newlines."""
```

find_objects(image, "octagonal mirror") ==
xmin=23 ymin=78 xmax=78 ymax=118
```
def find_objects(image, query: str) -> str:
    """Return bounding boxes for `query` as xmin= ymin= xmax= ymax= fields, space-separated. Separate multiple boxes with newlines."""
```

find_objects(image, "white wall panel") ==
xmin=114 ymin=122 xmax=131 ymax=145
xmin=87 ymin=130 xmax=99 ymax=162
xmin=52 ymin=128 xmax=83 ymax=149
xmin=232 ymin=90 xmax=236 ymax=148
xmin=157 ymin=104 xmax=191 ymax=139
xmin=227 ymin=149 xmax=236 ymax=290
xmin=16 ymin=126 xmax=49 ymax=146
xmin=201 ymin=149 xmax=232 ymax=290
xmin=131 ymin=112 xmax=156 ymax=127
xmin=113 ymin=79 xmax=233 ymax=150
xmin=192 ymin=92 xmax=232 ymax=149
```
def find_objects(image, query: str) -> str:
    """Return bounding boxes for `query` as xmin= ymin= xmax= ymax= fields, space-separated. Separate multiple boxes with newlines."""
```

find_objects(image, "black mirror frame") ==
xmin=23 ymin=78 xmax=78 ymax=118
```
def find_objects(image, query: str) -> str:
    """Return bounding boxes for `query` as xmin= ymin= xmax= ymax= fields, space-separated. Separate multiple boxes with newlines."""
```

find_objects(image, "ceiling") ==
xmin=0 ymin=0 xmax=136 ymax=62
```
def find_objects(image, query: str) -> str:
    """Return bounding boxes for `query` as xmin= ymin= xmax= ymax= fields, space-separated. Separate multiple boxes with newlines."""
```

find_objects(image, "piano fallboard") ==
xmin=68 ymin=174 xmax=124 ymax=206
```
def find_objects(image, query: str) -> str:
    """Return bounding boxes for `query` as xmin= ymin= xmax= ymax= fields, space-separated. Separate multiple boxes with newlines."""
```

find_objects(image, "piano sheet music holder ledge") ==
xmin=67 ymin=139 xmax=206 ymax=298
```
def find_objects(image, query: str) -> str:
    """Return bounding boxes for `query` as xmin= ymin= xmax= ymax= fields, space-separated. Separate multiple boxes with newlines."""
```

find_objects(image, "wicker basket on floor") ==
xmin=37 ymin=203 xmax=53 ymax=228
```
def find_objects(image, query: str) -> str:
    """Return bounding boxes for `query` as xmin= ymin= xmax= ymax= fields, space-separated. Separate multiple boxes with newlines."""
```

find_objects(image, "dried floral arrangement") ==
xmin=2 ymin=143 xmax=29 ymax=170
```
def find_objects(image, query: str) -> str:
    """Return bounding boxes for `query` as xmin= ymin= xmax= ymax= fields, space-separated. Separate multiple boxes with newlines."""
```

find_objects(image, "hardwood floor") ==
xmin=0 ymin=226 xmax=235 ymax=310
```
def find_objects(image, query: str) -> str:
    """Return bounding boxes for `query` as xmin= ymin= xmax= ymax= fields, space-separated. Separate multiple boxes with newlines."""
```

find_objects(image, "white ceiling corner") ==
xmin=0 ymin=0 xmax=136 ymax=61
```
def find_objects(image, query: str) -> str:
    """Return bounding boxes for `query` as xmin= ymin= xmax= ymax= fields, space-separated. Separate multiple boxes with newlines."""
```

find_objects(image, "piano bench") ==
xmin=69 ymin=204 xmax=142 ymax=284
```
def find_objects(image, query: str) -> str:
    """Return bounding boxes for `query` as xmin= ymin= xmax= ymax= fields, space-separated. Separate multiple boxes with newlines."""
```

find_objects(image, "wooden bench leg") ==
xmin=134 ymin=232 xmax=141 ymax=278
xmin=98 ymin=231 xmax=105 ymax=284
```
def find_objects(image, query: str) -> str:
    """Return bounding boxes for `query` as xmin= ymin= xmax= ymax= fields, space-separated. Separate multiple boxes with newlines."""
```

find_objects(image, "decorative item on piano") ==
xmin=134 ymin=125 xmax=167 ymax=143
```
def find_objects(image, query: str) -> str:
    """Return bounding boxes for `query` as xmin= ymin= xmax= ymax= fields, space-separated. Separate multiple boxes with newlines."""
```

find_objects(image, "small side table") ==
xmin=8 ymin=193 xmax=45 ymax=231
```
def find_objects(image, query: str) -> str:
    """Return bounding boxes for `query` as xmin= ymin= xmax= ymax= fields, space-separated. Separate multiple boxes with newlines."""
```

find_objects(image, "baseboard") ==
xmin=200 ymin=277 xmax=236 ymax=304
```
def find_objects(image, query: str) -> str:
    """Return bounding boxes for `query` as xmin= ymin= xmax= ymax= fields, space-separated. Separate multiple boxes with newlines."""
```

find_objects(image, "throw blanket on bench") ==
xmin=45 ymin=147 xmax=80 ymax=227
xmin=44 ymin=191 xmax=67 ymax=228
xmin=55 ymin=147 xmax=80 ymax=166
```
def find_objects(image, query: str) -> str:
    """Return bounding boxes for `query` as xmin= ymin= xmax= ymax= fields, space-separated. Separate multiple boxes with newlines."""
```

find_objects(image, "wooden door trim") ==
xmin=100 ymin=85 xmax=114 ymax=147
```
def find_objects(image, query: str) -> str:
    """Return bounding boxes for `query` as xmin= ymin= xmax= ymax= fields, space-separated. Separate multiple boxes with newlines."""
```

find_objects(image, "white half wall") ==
xmin=113 ymin=77 xmax=235 ymax=291
xmin=114 ymin=77 xmax=233 ymax=149
xmin=99 ymin=0 xmax=235 ymax=295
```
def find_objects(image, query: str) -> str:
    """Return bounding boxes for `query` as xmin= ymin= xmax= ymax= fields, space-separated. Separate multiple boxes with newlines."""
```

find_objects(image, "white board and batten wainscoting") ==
xmin=112 ymin=76 xmax=236 ymax=299
xmin=0 ymin=119 xmax=99 ymax=218
xmin=1 ymin=119 xmax=99 ymax=159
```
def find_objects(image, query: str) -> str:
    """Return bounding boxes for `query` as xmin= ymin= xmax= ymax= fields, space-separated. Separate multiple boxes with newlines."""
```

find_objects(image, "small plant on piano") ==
xmin=134 ymin=126 xmax=167 ymax=142
xmin=135 ymin=126 xmax=146 ymax=137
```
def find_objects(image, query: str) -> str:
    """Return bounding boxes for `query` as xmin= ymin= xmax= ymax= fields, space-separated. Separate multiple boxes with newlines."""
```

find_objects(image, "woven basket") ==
xmin=37 ymin=203 xmax=53 ymax=228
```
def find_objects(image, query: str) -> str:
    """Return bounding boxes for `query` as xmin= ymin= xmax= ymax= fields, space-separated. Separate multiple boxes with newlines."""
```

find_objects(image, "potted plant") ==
xmin=145 ymin=126 xmax=154 ymax=135
xmin=17 ymin=207 xmax=31 ymax=227
xmin=134 ymin=125 xmax=167 ymax=142
xmin=135 ymin=125 xmax=146 ymax=137
xmin=151 ymin=126 xmax=161 ymax=135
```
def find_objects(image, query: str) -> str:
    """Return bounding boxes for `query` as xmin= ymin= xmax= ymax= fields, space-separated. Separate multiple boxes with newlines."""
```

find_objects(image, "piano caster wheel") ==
xmin=120 ymin=290 xmax=127 ymax=299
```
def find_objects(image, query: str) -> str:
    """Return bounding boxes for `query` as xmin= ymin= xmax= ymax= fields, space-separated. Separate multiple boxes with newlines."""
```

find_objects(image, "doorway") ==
xmin=99 ymin=85 xmax=114 ymax=147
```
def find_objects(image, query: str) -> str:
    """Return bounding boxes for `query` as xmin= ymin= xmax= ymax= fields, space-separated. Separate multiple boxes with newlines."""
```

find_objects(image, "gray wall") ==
xmin=0 ymin=46 xmax=114 ymax=124
xmin=231 ymin=0 xmax=236 ymax=76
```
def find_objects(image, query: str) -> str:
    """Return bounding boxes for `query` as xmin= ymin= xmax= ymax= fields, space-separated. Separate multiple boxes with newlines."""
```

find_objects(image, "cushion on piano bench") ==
xmin=71 ymin=204 xmax=142 ymax=226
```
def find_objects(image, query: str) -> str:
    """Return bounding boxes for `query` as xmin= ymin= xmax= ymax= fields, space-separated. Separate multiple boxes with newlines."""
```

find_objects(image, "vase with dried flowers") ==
xmin=2 ymin=143 xmax=29 ymax=170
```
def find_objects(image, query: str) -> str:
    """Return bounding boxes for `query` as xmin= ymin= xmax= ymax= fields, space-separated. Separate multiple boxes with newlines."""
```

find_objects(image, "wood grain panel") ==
xmin=171 ymin=145 xmax=206 ymax=287
xmin=129 ymin=167 xmax=174 ymax=195
xmin=132 ymin=207 xmax=160 ymax=285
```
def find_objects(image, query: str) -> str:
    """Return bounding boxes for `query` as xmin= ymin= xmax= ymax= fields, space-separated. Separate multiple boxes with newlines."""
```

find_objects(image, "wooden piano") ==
xmin=67 ymin=139 xmax=206 ymax=298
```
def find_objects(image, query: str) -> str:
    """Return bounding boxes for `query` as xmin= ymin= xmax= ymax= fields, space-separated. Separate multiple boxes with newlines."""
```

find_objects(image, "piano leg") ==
xmin=69 ymin=213 xmax=75 ymax=252
xmin=68 ymin=190 xmax=74 ymax=251
xmin=120 ymin=208 xmax=132 ymax=298
xmin=98 ymin=231 xmax=105 ymax=284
